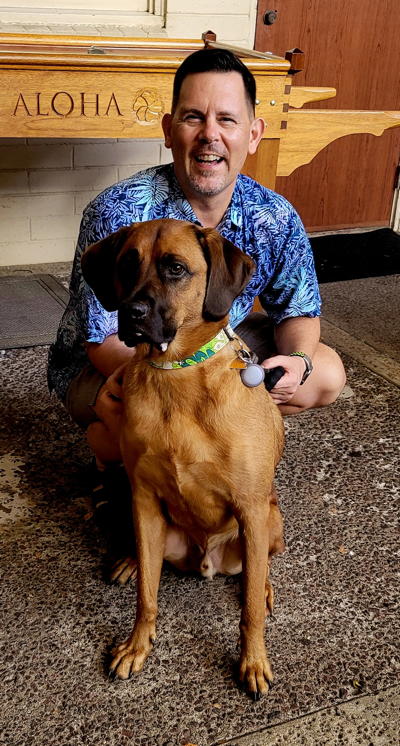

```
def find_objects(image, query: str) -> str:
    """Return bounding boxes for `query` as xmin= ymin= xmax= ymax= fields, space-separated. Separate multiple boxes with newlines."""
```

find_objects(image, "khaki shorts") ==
xmin=65 ymin=364 xmax=106 ymax=429
xmin=235 ymin=312 xmax=275 ymax=360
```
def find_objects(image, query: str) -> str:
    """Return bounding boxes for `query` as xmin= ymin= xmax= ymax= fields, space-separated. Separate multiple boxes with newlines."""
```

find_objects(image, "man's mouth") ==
xmin=194 ymin=153 xmax=225 ymax=165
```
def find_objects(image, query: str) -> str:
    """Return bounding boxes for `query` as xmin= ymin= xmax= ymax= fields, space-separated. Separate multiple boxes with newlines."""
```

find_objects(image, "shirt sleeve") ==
xmin=257 ymin=198 xmax=321 ymax=325
xmin=70 ymin=195 xmax=130 ymax=345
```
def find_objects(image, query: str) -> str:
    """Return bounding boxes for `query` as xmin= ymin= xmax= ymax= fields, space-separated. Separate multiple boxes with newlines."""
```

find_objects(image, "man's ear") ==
xmin=81 ymin=225 xmax=132 ymax=311
xmin=195 ymin=227 xmax=255 ymax=321
xmin=248 ymin=117 xmax=265 ymax=155
xmin=162 ymin=113 xmax=173 ymax=149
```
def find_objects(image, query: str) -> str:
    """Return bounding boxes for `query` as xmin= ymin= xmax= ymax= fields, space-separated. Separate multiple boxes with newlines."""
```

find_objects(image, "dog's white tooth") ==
xmin=160 ymin=342 xmax=168 ymax=352
xmin=136 ymin=332 xmax=143 ymax=337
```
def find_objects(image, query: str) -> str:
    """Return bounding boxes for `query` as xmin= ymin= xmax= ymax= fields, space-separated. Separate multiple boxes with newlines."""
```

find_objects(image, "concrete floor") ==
xmin=0 ymin=268 xmax=399 ymax=746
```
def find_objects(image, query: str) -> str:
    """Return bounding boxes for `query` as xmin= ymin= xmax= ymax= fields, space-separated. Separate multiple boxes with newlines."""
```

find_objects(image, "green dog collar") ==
xmin=149 ymin=325 xmax=235 ymax=369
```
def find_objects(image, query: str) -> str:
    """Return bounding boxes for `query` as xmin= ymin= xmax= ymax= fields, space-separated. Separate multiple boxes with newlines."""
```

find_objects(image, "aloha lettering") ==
xmin=12 ymin=91 xmax=125 ymax=117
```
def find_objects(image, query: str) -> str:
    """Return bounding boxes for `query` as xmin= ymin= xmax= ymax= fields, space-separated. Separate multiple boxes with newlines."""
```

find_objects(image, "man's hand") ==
xmin=261 ymin=354 xmax=307 ymax=404
xmin=93 ymin=362 xmax=128 ymax=427
xmin=87 ymin=336 xmax=135 ymax=438
xmin=105 ymin=362 xmax=127 ymax=401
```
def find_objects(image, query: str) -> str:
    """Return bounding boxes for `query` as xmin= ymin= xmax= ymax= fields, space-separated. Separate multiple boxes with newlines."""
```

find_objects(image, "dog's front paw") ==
xmin=110 ymin=556 xmax=137 ymax=585
xmin=239 ymin=650 xmax=273 ymax=700
xmin=109 ymin=624 xmax=156 ymax=680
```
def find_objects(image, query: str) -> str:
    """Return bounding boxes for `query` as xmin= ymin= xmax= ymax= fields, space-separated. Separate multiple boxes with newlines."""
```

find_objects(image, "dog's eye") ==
xmin=159 ymin=255 xmax=190 ymax=281
xmin=168 ymin=262 xmax=185 ymax=277
xmin=167 ymin=262 xmax=186 ymax=278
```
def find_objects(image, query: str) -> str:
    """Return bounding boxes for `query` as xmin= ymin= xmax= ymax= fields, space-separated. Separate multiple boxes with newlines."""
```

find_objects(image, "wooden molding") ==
xmin=289 ymin=86 xmax=336 ymax=109
xmin=243 ymin=140 xmax=280 ymax=190
xmin=277 ymin=110 xmax=400 ymax=176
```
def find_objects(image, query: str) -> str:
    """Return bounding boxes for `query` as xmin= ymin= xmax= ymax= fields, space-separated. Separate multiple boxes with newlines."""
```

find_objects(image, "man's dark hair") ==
xmin=172 ymin=47 xmax=256 ymax=115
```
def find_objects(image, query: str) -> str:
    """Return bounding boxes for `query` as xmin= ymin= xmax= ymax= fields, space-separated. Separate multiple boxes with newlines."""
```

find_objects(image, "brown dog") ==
xmin=81 ymin=218 xmax=285 ymax=699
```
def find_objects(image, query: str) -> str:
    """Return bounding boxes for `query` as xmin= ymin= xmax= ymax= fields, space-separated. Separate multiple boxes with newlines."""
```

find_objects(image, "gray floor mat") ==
xmin=0 ymin=274 xmax=68 ymax=349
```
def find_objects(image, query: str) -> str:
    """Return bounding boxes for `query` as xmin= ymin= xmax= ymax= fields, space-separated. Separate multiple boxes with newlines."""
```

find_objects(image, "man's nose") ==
xmin=199 ymin=116 xmax=220 ymax=142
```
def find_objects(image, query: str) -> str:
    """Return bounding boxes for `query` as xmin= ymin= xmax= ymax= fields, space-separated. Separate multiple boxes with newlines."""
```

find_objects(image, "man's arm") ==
xmin=274 ymin=316 xmax=320 ymax=358
xmin=86 ymin=334 xmax=135 ymax=378
xmin=261 ymin=316 xmax=320 ymax=404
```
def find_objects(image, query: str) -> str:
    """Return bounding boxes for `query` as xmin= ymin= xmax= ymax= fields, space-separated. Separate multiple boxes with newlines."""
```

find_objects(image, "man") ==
xmin=48 ymin=47 xmax=346 ymax=470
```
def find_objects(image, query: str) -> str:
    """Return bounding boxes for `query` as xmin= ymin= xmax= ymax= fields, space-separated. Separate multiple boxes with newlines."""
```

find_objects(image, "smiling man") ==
xmin=162 ymin=67 xmax=264 ymax=227
xmin=48 ymin=47 xmax=345 ymax=470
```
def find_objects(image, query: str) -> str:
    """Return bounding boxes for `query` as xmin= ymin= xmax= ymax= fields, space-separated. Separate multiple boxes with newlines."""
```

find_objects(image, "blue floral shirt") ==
xmin=48 ymin=163 xmax=321 ymax=400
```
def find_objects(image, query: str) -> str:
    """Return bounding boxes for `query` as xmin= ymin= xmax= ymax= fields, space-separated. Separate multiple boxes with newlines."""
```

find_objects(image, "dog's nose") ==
xmin=127 ymin=301 xmax=149 ymax=320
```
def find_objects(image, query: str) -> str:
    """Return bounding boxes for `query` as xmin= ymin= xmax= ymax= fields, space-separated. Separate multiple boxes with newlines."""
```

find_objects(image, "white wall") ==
xmin=166 ymin=0 xmax=257 ymax=48
xmin=0 ymin=0 xmax=258 ymax=265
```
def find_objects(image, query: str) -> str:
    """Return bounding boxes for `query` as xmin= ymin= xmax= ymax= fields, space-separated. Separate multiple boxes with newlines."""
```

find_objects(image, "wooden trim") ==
xmin=277 ymin=110 xmax=400 ymax=177
xmin=0 ymin=33 xmax=203 ymax=49
xmin=0 ymin=33 xmax=290 ymax=74
xmin=289 ymin=86 xmax=336 ymax=109
xmin=243 ymin=140 xmax=280 ymax=190
xmin=0 ymin=55 xmax=290 ymax=74
xmin=0 ymin=54 xmax=199 ymax=72
xmin=206 ymin=39 xmax=290 ymax=67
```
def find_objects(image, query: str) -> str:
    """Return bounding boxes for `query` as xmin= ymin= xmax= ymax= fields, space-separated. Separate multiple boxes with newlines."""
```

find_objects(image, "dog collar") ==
xmin=149 ymin=325 xmax=235 ymax=369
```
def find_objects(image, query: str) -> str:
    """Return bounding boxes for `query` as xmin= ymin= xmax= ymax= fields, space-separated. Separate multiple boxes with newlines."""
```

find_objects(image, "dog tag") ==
xmin=234 ymin=347 xmax=286 ymax=390
xmin=240 ymin=363 xmax=265 ymax=388
xmin=234 ymin=348 xmax=265 ymax=388
xmin=230 ymin=358 xmax=247 ymax=369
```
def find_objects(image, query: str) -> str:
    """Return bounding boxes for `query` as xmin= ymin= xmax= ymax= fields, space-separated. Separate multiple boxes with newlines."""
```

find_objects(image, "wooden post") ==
xmin=242 ymin=139 xmax=280 ymax=190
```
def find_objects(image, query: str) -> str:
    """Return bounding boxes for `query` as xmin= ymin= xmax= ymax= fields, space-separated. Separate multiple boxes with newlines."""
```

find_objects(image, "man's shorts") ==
xmin=235 ymin=312 xmax=276 ymax=362
xmin=65 ymin=364 xmax=106 ymax=429
xmin=64 ymin=313 xmax=275 ymax=430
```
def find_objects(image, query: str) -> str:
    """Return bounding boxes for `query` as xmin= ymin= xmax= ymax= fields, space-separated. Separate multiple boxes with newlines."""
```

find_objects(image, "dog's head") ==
xmin=81 ymin=218 xmax=254 ymax=351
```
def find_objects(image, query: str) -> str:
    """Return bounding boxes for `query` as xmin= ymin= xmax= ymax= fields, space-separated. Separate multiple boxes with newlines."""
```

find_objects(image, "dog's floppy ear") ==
xmin=81 ymin=225 xmax=132 ymax=311
xmin=195 ymin=227 xmax=255 ymax=321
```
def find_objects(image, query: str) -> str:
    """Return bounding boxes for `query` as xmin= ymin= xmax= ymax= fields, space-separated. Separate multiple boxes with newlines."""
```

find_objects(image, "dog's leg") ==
xmin=265 ymin=490 xmax=285 ymax=617
xmin=109 ymin=489 xmax=167 ymax=680
xmin=238 ymin=504 xmax=273 ymax=700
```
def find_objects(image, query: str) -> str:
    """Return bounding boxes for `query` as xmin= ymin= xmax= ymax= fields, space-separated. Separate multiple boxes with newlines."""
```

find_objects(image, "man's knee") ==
xmin=285 ymin=344 xmax=346 ymax=414
xmin=64 ymin=364 xmax=106 ymax=429
xmin=314 ymin=344 xmax=346 ymax=408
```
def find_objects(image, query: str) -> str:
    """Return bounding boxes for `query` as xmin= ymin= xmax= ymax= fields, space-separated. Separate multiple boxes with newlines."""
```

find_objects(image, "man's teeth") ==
xmin=196 ymin=155 xmax=222 ymax=162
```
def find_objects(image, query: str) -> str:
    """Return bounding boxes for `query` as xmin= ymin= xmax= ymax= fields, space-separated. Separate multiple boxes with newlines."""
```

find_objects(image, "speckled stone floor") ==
xmin=1 ymin=269 xmax=399 ymax=746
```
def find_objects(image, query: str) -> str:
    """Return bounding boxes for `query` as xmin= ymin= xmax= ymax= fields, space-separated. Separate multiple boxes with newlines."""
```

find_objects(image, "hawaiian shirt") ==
xmin=47 ymin=163 xmax=321 ymax=401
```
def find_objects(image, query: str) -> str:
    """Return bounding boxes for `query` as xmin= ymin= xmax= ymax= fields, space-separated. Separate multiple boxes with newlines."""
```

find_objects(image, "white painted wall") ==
xmin=0 ymin=0 xmax=258 ymax=265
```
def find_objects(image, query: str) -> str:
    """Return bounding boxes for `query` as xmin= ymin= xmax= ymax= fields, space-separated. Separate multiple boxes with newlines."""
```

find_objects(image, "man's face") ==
xmin=162 ymin=71 xmax=264 ymax=203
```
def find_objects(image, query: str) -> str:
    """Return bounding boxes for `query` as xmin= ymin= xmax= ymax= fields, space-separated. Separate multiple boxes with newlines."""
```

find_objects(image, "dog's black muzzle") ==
xmin=122 ymin=300 xmax=149 ymax=321
xmin=118 ymin=297 xmax=176 ymax=350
